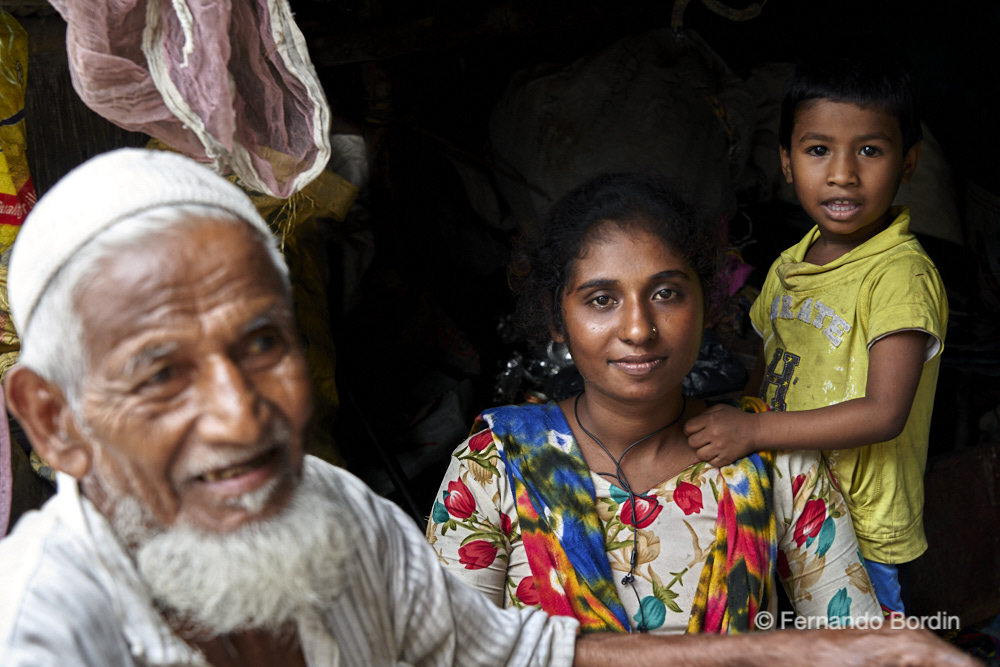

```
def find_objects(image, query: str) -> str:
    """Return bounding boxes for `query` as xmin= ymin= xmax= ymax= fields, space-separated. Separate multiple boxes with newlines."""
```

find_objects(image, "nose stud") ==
xmin=651 ymin=325 xmax=658 ymax=334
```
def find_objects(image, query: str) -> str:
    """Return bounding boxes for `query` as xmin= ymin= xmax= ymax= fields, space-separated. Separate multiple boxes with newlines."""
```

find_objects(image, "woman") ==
xmin=426 ymin=173 xmax=880 ymax=633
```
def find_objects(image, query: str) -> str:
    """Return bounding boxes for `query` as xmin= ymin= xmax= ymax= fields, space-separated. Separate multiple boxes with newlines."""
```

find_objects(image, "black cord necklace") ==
xmin=573 ymin=391 xmax=687 ymax=632
xmin=573 ymin=392 xmax=687 ymax=495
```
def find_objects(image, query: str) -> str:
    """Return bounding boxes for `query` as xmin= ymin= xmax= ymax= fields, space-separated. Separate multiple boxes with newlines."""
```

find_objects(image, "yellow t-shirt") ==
xmin=749 ymin=207 xmax=948 ymax=563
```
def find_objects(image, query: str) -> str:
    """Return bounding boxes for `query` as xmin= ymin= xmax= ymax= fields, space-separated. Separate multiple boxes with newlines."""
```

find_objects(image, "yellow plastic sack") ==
xmin=0 ymin=265 xmax=20 ymax=381
xmin=0 ymin=10 xmax=34 ymax=255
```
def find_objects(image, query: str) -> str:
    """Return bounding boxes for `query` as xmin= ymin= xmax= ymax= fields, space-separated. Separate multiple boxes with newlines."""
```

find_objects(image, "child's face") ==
xmin=780 ymin=99 xmax=920 ymax=250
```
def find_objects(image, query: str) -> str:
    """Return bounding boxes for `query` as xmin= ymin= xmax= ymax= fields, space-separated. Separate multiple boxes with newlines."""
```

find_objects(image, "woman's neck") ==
xmin=562 ymin=389 xmax=702 ymax=495
xmin=569 ymin=389 xmax=687 ymax=456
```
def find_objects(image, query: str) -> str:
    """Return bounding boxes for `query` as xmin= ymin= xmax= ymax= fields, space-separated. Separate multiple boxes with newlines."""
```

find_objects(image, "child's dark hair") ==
xmin=512 ymin=172 xmax=723 ymax=347
xmin=779 ymin=45 xmax=922 ymax=152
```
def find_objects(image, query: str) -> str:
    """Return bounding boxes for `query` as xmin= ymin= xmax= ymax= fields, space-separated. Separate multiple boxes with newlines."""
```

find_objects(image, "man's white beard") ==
xmin=114 ymin=463 xmax=349 ymax=636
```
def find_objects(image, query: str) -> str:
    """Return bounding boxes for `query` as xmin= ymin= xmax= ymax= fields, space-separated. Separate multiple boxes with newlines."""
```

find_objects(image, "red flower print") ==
xmin=458 ymin=540 xmax=498 ymax=569
xmin=500 ymin=512 xmax=512 ymax=536
xmin=444 ymin=479 xmax=476 ymax=519
xmin=791 ymin=473 xmax=805 ymax=499
xmin=793 ymin=498 xmax=827 ymax=547
xmin=516 ymin=576 xmax=540 ymax=606
xmin=673 ymin=481 xmax=703 ymax=515
xmin=777 ymin=549 xmax=790 ymax=579
xmin=468 ymin=430 xmax=493 ymax=452
xmin=621 ymin=494 xmax=663 ymax=529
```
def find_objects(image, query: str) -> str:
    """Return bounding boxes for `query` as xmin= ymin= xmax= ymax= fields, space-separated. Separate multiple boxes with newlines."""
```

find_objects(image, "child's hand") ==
xmin=684 ymin=404 xmax=760 ymax=467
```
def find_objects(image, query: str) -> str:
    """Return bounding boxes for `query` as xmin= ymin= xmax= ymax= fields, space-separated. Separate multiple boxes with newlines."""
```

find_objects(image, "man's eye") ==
xmin=135 ymin=364 xmax=187 ymax=396
xmin=806 ymin=145 xmax=828 ymax=157
xmin=242 ymin=330 xmax=288 ymax=368
xmin=247 ymin=332 xmax=278 ymax=356
xmin=860 ymin=145 xmax=881 ymax=157
xmin=147 ymin=366 xmax=176 ymax=385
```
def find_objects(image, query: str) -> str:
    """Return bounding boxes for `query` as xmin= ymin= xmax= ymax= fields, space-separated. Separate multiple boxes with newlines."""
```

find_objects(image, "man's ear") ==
xmin=779 ymin=145 xmax=793 ymax=184
xmin=900 ymin=142 xmax=921 ymax=185
xmin=4 ymin=366 xmax=92 ymax=479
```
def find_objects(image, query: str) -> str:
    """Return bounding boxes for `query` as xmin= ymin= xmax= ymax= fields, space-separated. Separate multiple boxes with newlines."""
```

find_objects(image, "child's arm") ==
xmin=684 ymin=330 xmax=929 ymax=466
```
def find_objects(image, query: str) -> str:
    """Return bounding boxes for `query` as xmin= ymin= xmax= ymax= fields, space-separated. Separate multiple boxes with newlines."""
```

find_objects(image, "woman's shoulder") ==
xmin=481 ymin=400 xmax=563 ymax=423
xmin=448 ymin=400 xmax=569 ymax=456
xmin=480 ymin=400 xmax=571 ymax=440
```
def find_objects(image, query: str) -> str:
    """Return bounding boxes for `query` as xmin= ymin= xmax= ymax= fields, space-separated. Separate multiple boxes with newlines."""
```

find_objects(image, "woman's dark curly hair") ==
xmin=511 ymin=172 xmax=725 ymax=347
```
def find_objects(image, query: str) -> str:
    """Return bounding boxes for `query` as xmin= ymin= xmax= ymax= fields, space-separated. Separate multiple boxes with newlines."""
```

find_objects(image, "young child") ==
xmin=684 ymin=47 xmax=948 ymax=615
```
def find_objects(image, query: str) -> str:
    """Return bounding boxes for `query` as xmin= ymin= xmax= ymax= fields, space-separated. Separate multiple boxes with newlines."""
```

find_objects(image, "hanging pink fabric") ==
xmin=48 ymin=0 xmax=330 ymax=198
xmin=0 ymin=387 xmax=12 ymax=537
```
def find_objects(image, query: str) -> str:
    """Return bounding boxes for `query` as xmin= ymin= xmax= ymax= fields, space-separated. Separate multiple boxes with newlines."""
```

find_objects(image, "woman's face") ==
xmin=554 ymin=223 xmax=704 ymax=406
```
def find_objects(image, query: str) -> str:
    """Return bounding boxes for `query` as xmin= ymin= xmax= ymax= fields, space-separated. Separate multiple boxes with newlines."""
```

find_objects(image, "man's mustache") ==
xmin=170 ymin=420 xmax=293 ymax=487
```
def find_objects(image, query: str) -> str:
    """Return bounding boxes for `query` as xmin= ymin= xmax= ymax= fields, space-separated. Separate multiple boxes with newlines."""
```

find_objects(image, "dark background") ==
xmin=8 ymin=0 xmax=1000 ymax=631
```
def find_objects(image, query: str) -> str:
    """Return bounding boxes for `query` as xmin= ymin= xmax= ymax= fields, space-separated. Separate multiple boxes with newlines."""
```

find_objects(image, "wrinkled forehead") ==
xmin=9 ymin=148 xmax=273 ymax=336
xmin=75 ymin=219 xmax=292 ymax=359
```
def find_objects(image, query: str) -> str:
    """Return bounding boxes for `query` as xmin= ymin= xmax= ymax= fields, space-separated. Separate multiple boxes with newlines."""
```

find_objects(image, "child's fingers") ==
xmin=682 ymin=414 xmax=705 ymax=436
xmin=686 ymin=428 xmax=713 ymax=451
xmin=703 ymin=451 xmax=731 ymax=468
xmin=694 ymin=446 xmax=716 ymax=462
xmin=692 ymin=440 xmax=728 ymax=465
xmin=690 ymin=437 xmax=741 ymax=467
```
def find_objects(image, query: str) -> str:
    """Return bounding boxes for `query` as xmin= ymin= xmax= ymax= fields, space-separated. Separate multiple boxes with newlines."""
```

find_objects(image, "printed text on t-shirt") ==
xmin=769 ymin=295 xmax=852 ymax=347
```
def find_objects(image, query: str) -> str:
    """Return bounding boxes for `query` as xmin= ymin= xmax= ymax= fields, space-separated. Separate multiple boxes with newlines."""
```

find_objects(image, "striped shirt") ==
xmin=0 ymin=456 xmax=579 ymax=666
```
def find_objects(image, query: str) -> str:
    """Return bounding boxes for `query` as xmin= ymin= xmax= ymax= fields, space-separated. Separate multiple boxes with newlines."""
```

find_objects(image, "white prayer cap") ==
xmin=8 ymin=148 xmax=272 ymax=334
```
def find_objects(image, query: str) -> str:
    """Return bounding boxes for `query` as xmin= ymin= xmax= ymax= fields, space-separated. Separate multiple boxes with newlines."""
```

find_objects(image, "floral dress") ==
xmin=426 ymin=402 xmax=880 ymax=633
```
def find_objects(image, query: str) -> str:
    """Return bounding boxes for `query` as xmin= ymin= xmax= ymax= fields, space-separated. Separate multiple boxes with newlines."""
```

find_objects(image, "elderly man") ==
xmin=0 ymin=149 xmax=975 ymax=666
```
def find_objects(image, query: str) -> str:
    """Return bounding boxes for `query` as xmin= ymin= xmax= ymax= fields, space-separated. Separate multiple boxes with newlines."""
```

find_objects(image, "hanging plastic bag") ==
xmin=0 ymin=11 xmax=33 ymax=514
xmin=0 ymin=10 xmax=31 ymax=381
xmin=48 ymin=0 xmax=330 ymax=198
xmin=0 ymin=10 xmax=34 ymax=257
